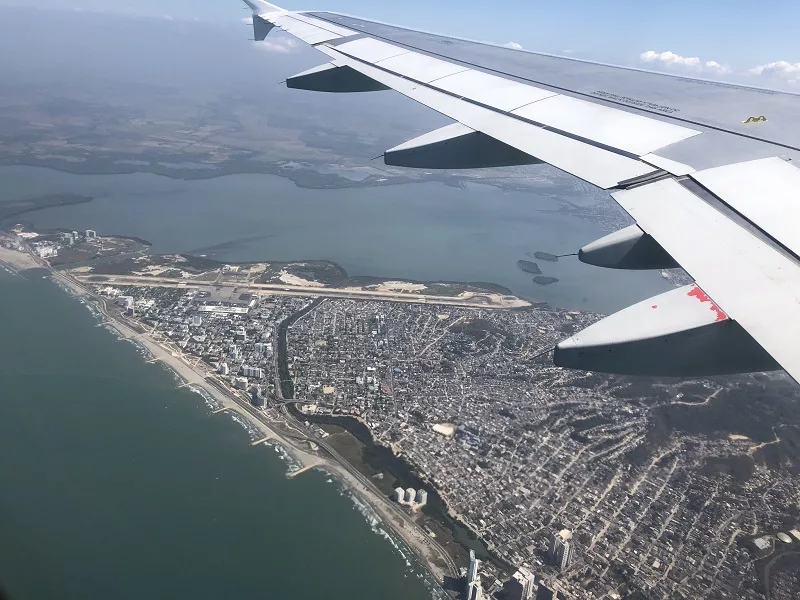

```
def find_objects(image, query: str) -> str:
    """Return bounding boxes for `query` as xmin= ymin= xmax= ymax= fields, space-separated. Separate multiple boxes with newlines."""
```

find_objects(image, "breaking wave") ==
xmin=228 ymin=411 xmax=262 ymax=441
xmin=189 ymin=386 xmax=221 ymax=411
xmin=262 ymin=440 xmax=302 ymax=474
xmin=122 ymin=337 xmax=152 ymax=360
xmin=83 ymin=302 xmax=102 ymax=320
xmin=341 ymin=488 xmax=448 ymax=599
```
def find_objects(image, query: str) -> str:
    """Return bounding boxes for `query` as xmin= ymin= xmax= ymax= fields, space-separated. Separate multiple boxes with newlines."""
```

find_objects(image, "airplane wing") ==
xmin=242 ymin=0 xmax=800 ymax=382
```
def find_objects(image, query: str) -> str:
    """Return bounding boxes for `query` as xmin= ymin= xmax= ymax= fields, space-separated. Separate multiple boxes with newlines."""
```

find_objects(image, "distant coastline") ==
xmin=0 ymin=155 xmax=604 ymax=200
xmin=1 ymin=155 xmax=479 ymax=191
xmin=0 ymin=193 xmax=94 ymax=226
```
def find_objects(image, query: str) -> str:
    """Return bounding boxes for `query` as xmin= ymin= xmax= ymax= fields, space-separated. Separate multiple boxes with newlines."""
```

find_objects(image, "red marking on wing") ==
xmin=687 ymin=285 xmax=727 ymax=322
xmin=651 ymin=305 xmax=658 ymax=309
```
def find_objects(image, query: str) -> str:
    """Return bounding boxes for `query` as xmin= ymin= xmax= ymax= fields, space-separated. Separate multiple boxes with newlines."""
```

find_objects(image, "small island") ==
xmin=533 ymin=251 xmax=559 ymax=262
xmin=516 ymin=260 xmax=541 ymax=275
xmin=533 ymin=276 xmax=559 ymax=285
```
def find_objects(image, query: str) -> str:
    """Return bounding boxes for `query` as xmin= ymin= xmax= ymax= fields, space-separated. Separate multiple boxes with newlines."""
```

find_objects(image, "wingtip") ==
xmin=242 ymin=0 xmax=285 ymax=14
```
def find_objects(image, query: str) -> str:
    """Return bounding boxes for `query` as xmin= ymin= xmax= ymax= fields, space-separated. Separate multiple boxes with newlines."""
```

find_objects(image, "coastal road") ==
xmin=72 ymin=273 xmax=530 ymax=309
xmin=203 ymin=373 xmax=459 ymax=580
xmin=3 ymin=237 xmax=461 ymax=583
xmin=53 ymin=263 xmax=461 ymax=582
xmin=284 ymin=405 xmax=460 ymax=578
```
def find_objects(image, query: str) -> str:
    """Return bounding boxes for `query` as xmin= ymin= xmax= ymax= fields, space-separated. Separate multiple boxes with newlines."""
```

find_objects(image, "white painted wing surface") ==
xmin=613 ymin=173 xmax=800 ymax=383
xmin=243 ymin=2 xmax=800 ymax=381
xmin=250 ymin=8 xmax=706 ymax=188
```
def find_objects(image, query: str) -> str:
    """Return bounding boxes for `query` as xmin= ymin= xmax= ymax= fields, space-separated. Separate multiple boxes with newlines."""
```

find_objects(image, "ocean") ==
xmin=0 ymin=269 xmax=441 ymax=600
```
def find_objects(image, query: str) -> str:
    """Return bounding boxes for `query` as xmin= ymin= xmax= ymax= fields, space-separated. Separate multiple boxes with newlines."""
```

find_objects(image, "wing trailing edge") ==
xmin=578 ymin=225 xmax=678 ymax=270
xmin=287 ymin=63 xmax=389 ymax=92
xmin=384 ymin=123 xmax=543 ymax=169
xmin=554 ymin=285 xmax=779 ymax=376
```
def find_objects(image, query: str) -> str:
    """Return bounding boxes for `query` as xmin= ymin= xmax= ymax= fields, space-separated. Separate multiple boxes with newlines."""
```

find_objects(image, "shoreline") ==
xmin=0 ymin=156 xmax=474 ymax=193
xmin=0 ymin=155 xmax=560 ymax=196
xmin=0 ymin=240 xmax=458 ymax=587
xmin=65 ymin=274 xmax=457 ymax=584
xmin=289 ymin=407 xmax=516 ymax=572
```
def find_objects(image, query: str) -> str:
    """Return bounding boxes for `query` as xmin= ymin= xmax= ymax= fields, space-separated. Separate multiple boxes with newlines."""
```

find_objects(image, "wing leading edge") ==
xmin=242 ymin=2 xmax=800 ymax=383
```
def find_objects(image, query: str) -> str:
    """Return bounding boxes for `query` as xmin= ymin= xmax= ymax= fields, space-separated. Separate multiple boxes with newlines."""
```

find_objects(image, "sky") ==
xmin=1 ymin=0 xmax=798 ymax=86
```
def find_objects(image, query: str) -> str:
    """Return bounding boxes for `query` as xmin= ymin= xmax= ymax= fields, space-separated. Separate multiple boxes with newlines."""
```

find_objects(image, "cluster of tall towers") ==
xmin=469 ymin=529 xmax=575 ymax=600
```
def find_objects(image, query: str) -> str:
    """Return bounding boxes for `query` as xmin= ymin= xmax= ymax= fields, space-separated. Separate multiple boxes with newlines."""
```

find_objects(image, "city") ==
xmin=75 ymin=260 xmax=800 ymax=600
xmin=1 ymin=3 xmax=798 ymax=598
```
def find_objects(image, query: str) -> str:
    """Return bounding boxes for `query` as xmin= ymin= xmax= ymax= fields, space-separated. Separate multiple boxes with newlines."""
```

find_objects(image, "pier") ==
xmin=250 ymin=435 xmax=273 ymax=446
xmin=287 ymin=464 xmax=318 ymax=478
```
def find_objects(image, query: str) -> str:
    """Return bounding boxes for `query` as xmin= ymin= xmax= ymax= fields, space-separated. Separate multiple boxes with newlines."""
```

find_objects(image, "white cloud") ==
xmin=640 ymin=50 xmax=701 ymax=69
xmin=703 ymin=60 xmax=732 ymax=75
xmin=639 ymin=49 xmax=800 ymax=87
xmin=504 ymin=42 xmax=523 ymax=50
xmin=748 ymin=60 xmax=800 ymax=83
xmin=241 ymin=16 xmax=254 ymax=25
xmin=253 ymin=37 xmax=300 ymax=54
xmin=639 ymin=50 xmax=732 ymax=76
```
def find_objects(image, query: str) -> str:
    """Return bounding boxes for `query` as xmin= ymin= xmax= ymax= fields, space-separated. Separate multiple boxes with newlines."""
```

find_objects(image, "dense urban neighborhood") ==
xmin=75 ymin=268 xmax=800 ymax=600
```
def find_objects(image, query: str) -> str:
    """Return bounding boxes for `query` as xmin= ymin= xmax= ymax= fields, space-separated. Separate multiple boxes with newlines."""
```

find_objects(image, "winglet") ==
xmin=242 ymin=0 xmax=285 ymax=15
xmin=242 ymin=0 xmax=282 ymax=41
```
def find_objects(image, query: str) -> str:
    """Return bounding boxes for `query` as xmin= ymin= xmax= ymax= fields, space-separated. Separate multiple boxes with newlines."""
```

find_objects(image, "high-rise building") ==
xmin=191 ymin=315 xmax=202 ymax=327
xmin=558 ymin=542 xmax=573 ymax=572
xmin=218 ymin=363 xmax=230 ymax=376
xmin=394 ymin=487 xmax=405 ymax=503
xmin=117 ymin=296 xmax=134 ymax=310
xmin=404 ymin=488 xmax=416 ymax=503
xmin=85 ymin=229 xmax=97 ymax=239
xmin=416 ymin=489 xmax=428 ymax=506
xmin=251 ymin=387 xmax=265 ymax=408
xmin=234 ymin=377 xmax=248 ymax=390
xmin=466 ymin=550 xmax=484 ymax=600
xmin=242 ymin=365 xmax=264 ymax=379
xmin=504 ymin=567 xmax=535 ymax=600
xmin=548 ymin=530 xmax=574 ymax=572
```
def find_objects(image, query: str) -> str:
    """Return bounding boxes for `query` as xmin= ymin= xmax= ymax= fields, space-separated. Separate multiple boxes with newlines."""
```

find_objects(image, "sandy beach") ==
xmin=0 ymin=238 xmax=457 ymax=583
xmin=0 ymin=240 xmax=41 ymax=272
xmin=4 ymin=242 xmax=456 ymax=584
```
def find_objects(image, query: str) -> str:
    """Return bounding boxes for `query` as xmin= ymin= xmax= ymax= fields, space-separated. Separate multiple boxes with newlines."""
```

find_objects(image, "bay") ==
xmin=0 ymin=270 xmax=439 ymax=600
xmin=0 ymin=166 xmax=672 ymax=314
